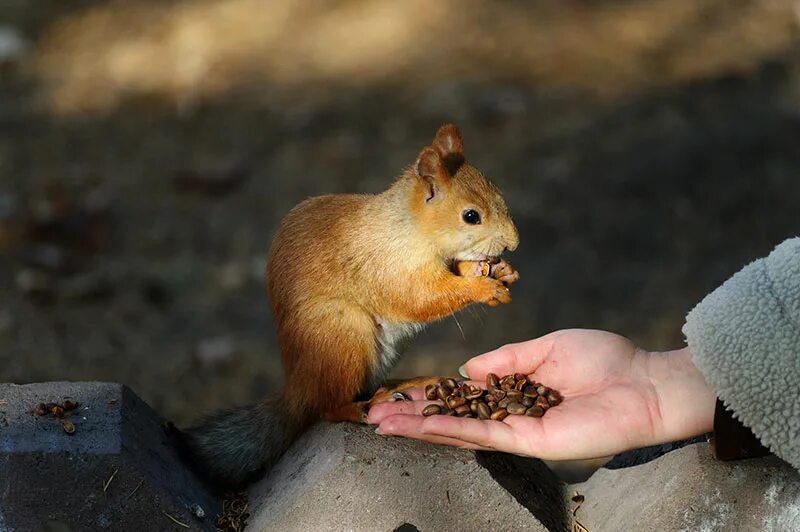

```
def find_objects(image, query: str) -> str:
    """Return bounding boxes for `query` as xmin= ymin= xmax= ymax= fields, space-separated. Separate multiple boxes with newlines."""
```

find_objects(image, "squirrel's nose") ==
xmin=505 ymin=225 xmax=519 ymax=252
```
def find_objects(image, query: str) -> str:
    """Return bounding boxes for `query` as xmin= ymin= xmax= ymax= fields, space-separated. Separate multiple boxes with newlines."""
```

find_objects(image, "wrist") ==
xmin=640 ymin=346 xmax=716 ymax=445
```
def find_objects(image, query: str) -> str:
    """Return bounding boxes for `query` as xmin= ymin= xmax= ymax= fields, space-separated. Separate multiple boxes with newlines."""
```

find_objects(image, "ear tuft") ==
xmin=432 ymin=124 xmax=465 ymax=175
xmin=415 ymin=147 xmax=443 ymax=179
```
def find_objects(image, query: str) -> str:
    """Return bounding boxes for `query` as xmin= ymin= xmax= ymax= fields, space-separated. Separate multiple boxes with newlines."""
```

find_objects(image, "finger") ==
xmin=367 ymin=400 xmax=438 ymax=424
xmin=414 ymin=414 xmax=521 ymax=452
xmin=377 ymin=414 xmax=493 ymax=451
xmin=462 ymin=333 xmax=559 ymax=380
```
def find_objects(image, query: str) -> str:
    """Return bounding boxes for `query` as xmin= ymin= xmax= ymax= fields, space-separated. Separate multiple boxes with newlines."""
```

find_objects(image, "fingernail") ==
xmin=458 ymin=364 xmax=469 ymax=379
xmin=375 ymin=426 xmax=383 ymax=435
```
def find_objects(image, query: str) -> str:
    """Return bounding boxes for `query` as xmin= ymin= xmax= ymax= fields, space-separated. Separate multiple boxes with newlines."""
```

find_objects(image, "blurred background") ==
xmin=1 ymin=0 xmax=798 ymax=425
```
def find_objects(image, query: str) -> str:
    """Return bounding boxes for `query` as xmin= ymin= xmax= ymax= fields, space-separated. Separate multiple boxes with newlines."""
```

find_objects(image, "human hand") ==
xmin=369 ymin=329 xmax=715 ymax=460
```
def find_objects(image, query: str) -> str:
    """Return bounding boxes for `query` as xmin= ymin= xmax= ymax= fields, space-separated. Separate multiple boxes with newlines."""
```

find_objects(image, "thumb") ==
xmin=461 ymin=334 xmax=556 ymax=380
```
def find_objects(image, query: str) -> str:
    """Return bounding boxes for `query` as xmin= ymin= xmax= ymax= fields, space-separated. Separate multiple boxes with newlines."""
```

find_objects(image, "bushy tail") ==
xmin=176 ymin=393 xmax=305 ymax=489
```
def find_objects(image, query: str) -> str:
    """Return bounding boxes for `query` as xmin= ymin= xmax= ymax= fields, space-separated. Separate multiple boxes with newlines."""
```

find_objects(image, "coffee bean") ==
xmin=446 ymin=396 xmax=467 ymax=409
xmin=490 ymin=408 xmax=509 ymax=421
xmin=522 ymin=397 xmax=534 ymax=407
xmin=465 ymin=388 xmax=484 ymax=400
xmin=436 ymin=386 xmax=449 ymax=402
xmin=500 ymin=376 xmax=516 ymax=390
xmin=505 ymin=390 xmax=523 ymax=402
xmin=425 ymin=384 xmax=438 ymax=400
xmin=49 ymin=405 xmax=64 ymax=417
xmin=506 ymin=402 xmax=527 ymax=415
xmin=33 ymin=403 xmax=48 ymax=416
xmin=476 ymin=402 xmax=492 ymax=420
xmin=422 ymin=404 xmax=442 ymax=416
xmin=427 ymin=372 xmax=562 ymax=423
xmin=62 ymin=399 xmax=78 ymax=411
xmin=526 ymin=406 xmax=545 ymax=417
xmin=535 ymin=396 xmax=550 ymax=410
xmin=62 ymin=420 xmax=76 ymax=434
xmin=546 ymin=391 xmax=562 ymax=407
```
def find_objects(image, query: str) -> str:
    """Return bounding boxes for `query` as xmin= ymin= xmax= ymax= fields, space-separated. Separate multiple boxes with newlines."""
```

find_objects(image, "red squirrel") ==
xmin=179 ymin=125 xmax=520 ymax=488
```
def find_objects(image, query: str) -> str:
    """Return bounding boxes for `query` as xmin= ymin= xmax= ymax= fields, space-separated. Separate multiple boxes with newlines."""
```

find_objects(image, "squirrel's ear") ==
xmin=432 ymin=124 xmax=465 ymax=175
xmin=415 ymin=147 xmax=447 ymax=203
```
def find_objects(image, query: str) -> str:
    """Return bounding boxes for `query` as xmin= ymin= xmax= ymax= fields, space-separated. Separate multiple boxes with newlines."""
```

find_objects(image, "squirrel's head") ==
xmin=408 ymin=124 xmax=519 ymax=262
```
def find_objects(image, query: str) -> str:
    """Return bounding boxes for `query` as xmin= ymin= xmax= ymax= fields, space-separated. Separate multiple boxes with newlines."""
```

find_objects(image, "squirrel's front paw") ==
xmin=455 ymin=258 xmax=519 ymax=288
xmin=474 ymin=277 xmax=512 ymax=307
xmin=489 ymin=259 xmax=519 ymax=286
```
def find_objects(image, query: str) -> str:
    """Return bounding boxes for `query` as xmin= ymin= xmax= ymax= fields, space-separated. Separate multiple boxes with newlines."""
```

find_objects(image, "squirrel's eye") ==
xmin=462 ymin=209 xmax=481 ymax=225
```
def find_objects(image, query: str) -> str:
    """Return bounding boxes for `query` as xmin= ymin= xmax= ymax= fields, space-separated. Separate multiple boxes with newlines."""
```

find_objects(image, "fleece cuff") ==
xmin=683 ymin=237 xmax=800 ymax=470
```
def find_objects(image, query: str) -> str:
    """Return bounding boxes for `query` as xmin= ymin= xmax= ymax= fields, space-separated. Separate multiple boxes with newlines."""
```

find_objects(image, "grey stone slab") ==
xmin=247 ymin=422 xmax=566 ymax=532
xmin=571 ymin=442 xmax=800 ymax=532
xmin=0 ymin=382 xmax=219 ymax=532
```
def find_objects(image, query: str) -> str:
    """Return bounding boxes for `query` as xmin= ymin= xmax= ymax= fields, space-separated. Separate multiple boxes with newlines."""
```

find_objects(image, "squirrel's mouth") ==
xmin=452 ymin=251 xmax=499 ymax=262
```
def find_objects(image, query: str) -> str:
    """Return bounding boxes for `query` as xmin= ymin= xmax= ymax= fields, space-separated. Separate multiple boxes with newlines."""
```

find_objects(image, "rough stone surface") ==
xmin=247 ymin=422 xmax=567 ymax=532
xmin=571 ymin=442 xmax=800 ymax=532
xmin=0 ymin=382 xmax=219 ymax=532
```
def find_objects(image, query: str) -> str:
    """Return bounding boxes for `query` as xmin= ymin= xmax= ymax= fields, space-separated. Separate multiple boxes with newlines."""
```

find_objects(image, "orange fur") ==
xmin=266 ymin=124 xmax=519 ymax=424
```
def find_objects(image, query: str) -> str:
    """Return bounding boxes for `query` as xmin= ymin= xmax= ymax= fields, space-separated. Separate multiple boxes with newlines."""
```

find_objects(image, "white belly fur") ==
xmin=372 ymin=318 xmax=424 ymax=384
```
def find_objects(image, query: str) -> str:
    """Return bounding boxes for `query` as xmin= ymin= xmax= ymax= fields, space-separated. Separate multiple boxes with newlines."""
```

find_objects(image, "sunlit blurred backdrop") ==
xmin=1 ymin=0 xmax=799 ymax=424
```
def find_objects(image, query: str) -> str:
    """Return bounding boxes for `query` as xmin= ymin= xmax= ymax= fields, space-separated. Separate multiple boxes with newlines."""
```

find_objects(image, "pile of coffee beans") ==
xmin=422 ymin=373 xmax=562 ymax=421
xmin=32 ymin=398 xmax=80 ymax=434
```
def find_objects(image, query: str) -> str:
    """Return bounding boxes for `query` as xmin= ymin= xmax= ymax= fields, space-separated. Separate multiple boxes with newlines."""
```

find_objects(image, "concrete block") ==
xmin=0 ymin=382 xmax=219 ymax=532
xmin=247 ymin=422 xmax=568 ymax=532
xmin=571 ymin=442 xmax=800 ymax=531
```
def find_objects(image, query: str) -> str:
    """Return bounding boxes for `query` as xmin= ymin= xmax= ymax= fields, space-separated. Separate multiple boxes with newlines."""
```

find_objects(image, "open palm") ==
xmin=368 ymin=329 xmax=714 ymax=460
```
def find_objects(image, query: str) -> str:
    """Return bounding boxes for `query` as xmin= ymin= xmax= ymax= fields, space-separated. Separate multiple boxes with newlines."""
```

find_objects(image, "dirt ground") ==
xmin=1 ymin=0 xmax=799 ymax=425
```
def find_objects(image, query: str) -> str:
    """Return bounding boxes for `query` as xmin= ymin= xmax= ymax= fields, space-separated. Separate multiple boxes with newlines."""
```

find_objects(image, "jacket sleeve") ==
xmin=682 ymin=237 xmax=800 ymax=469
